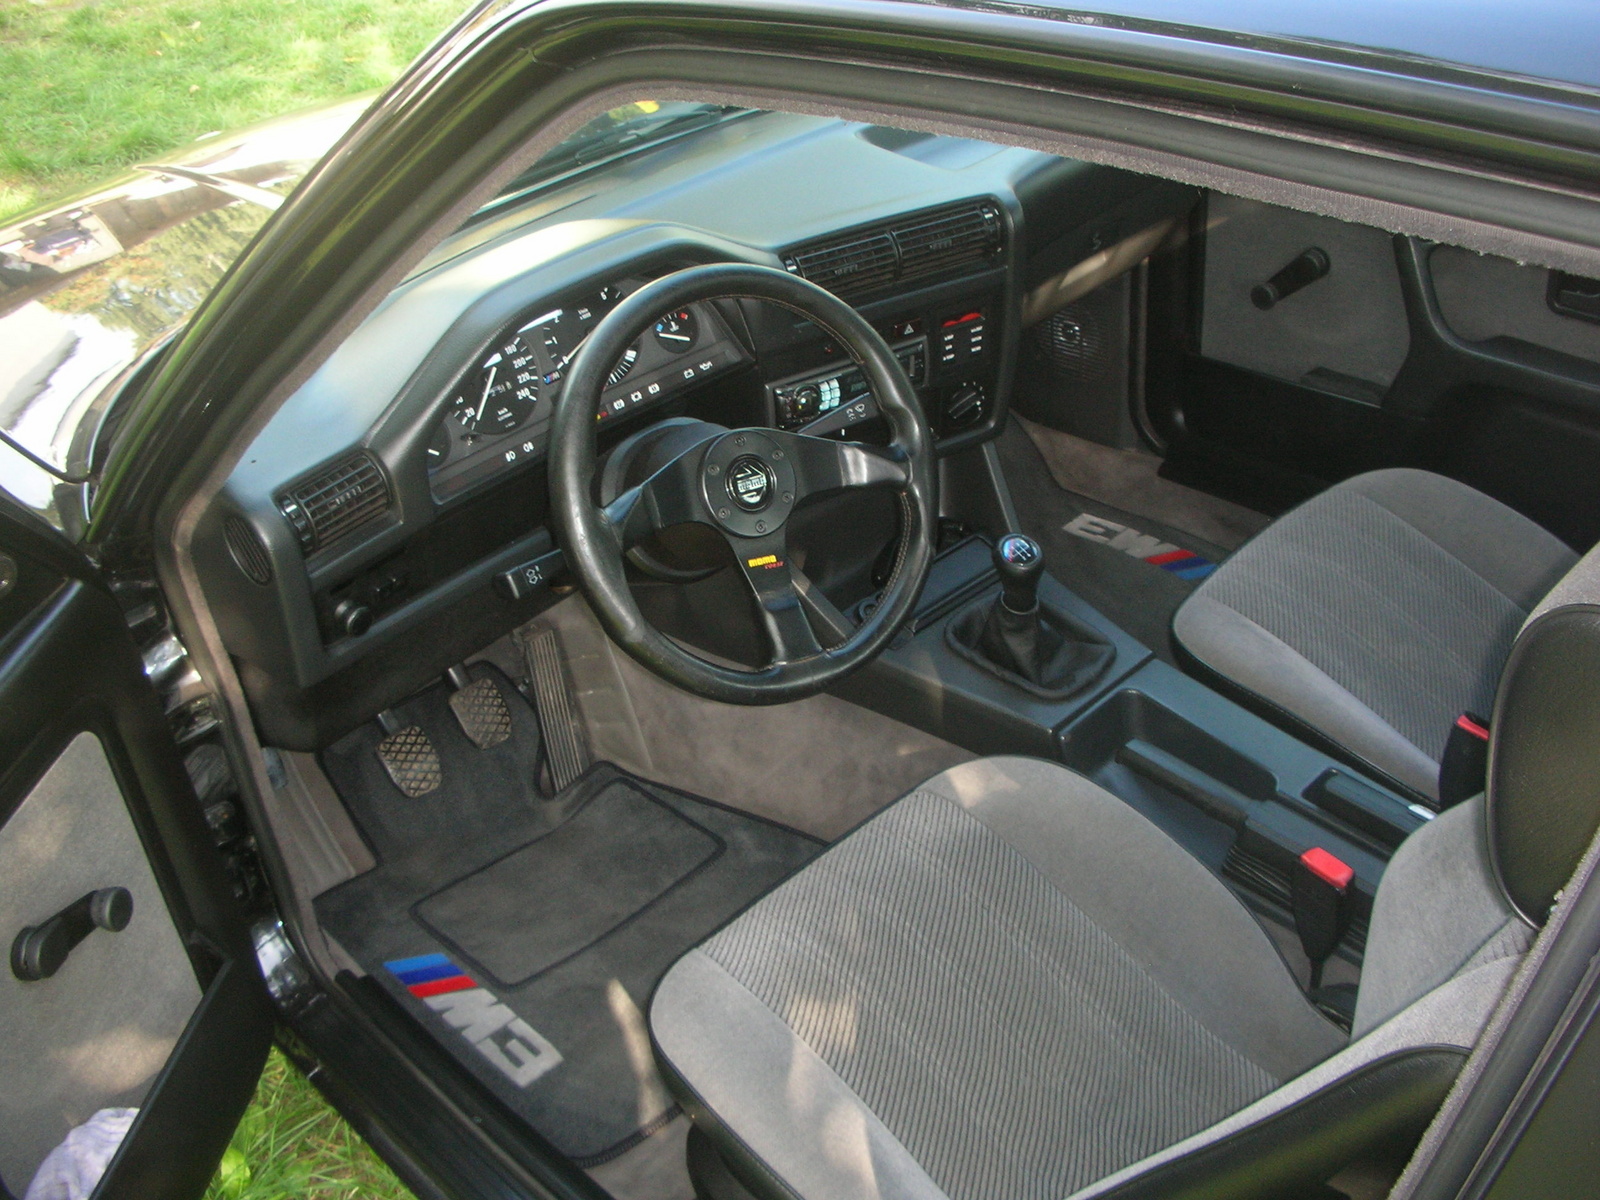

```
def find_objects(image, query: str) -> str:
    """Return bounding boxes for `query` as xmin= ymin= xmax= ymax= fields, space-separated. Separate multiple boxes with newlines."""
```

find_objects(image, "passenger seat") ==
xmin=1172 ymin=468 xmax=1580 ymax=801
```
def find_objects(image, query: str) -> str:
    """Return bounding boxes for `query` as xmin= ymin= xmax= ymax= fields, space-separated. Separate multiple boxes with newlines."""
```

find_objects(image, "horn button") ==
xmin=700 ymin=431 xmax=797 ymax=538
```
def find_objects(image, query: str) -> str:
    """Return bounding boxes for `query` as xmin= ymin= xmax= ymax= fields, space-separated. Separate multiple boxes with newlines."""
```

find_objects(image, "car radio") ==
xmin=768 ymin=337 xmax=928 ymax=430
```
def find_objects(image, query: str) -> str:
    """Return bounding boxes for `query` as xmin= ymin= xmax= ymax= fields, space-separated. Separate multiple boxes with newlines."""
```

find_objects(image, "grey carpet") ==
xmin=998 ymin=418 xmax=1229 ymax=664
xmin=1017 ymin=415 xmax=1270 ymax=551
xmin=531 ymin=596 xmax=975 ymax=840
xmin=313 ymin=668 xmax=819 ymax=1164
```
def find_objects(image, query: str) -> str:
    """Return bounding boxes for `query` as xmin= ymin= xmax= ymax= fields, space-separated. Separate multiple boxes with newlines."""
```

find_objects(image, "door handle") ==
xmin=11 ymin=887 xmax=133 ymax=981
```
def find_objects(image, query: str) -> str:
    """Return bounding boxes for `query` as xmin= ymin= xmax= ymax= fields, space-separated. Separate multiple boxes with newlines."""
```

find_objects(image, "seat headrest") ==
xmin=1488 ymin=603 xmax=1600 ymax=925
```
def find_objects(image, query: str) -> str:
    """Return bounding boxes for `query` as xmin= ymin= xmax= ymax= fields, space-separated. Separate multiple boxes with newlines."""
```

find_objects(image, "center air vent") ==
xmin=276 ymin=452 xmax=391 ymax=555
xmin=782 ymin=200 xmax=1004 ymax=301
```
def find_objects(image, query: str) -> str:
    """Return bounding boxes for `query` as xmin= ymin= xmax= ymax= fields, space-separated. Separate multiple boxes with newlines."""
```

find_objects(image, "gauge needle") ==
xmin=658 ymin=330 xmax=692 ymax=343
xmin=475 ymin=366 xmax=498 ymax=423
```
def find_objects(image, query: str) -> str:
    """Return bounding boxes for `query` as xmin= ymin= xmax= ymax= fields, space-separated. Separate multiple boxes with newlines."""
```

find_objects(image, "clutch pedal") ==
xmin=375 ymin=711 xmax=442 ymax=798
xmin=446 ymin=667 xmax=512 ymax=750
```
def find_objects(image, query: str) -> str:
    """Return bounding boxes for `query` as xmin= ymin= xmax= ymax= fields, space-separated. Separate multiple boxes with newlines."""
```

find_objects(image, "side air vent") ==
xmin=782 ymin=200 xmax=1004 ymax=301
xmin=276 ymin=452 xmax=390 ymax=555
xmin=223 ymin=516 xmax=273 ymax=584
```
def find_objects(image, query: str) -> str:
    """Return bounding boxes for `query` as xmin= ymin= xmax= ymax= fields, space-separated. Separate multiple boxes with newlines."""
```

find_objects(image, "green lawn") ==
xmin=0 ymin=0 xmax=469 ymax=221
xmin=205 ymin=1049 xmax=411 ymax=1200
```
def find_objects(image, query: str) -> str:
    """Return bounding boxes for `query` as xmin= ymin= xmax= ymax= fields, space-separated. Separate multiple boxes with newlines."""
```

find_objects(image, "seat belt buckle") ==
xmin=1292 ymin=847 xmax=1354 ymax=993
xmin=1437 ymin=711 xmax=1490 ymax=810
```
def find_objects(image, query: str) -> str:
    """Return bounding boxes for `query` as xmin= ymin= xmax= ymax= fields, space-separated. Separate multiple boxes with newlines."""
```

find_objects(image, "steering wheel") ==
xmin=549 ymin=262 xmax=937 ymax=704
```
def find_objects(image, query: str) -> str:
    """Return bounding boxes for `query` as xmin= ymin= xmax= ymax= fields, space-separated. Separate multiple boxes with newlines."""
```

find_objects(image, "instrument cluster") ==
xmin=426 ymin=276 xmax=744 ymax=502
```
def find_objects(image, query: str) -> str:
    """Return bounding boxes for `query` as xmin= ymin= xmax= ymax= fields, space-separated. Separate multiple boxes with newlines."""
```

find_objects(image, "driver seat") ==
xmin=649 ymin=592 xmax=1600 ymax=1200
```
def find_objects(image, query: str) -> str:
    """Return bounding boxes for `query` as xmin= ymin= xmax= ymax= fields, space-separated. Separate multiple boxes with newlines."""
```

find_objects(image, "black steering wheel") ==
xmin=549 ymin=262 xmax=937 ymax=704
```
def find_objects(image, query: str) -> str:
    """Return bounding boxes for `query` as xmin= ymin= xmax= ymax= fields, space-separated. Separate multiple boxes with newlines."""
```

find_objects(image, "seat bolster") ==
xmin=1342 ymin=469 xmax=1576 ymax=609
xmin=1523 ymin=540 xmax=1600 ymax=631
xmin=651 ymin=948 xmax=950 ymax=1200
xmin=1067 ymin=954 xmax=1523 ymax=1200
xmin=918 ymin=756 xmax=1345 ymax=1078
xmin=1172 ymin=595 xmax=1441 ymax=799
xmin=1354 ymin=796 xmax=1522 ymax=1037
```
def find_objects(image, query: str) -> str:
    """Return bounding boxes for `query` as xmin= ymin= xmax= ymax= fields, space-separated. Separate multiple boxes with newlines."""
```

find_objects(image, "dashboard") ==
xmin=195 ymin=110 xmax=1197 ymax=748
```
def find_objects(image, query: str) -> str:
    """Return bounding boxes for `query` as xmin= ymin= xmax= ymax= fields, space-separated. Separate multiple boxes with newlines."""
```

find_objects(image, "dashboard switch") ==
xmin=495 ymin=549 xmax=566 ymax=602
xmin=334 ymin=599 xmax=374 ymax=638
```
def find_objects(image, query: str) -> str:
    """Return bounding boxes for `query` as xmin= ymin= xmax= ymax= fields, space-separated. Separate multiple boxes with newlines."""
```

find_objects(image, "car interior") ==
xmin=162 ymin=99 xmax=1600 ymax=1200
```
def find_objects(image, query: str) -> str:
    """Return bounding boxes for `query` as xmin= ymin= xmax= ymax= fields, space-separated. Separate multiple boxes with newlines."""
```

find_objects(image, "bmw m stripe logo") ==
xmin=1062 ymin=513 xmax=1217 ymax=580
xmin=385 ymin=953 xmax=563 ymax=1088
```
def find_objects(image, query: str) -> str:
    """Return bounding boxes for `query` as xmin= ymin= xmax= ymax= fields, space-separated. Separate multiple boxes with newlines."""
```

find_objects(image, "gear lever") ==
xmin=946 ymin=532 xmax=1113 ymax=697
xmin=995 ymin=534 xmax=1045 ymax=616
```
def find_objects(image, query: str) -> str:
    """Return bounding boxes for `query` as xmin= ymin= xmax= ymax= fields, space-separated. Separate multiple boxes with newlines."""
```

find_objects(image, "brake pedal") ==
xmin=446 ymin=668 xmax=512 ymax=750
xmin=375 ymin=711 xmax=441 ymax=798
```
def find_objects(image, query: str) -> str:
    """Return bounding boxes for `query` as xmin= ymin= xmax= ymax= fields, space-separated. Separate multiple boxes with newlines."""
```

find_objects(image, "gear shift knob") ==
xmin=993 ymin=533 xmax=1044 ymax=614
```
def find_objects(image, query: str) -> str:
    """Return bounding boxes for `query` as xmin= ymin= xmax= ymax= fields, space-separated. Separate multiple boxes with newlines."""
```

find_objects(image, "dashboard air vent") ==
xmin=223 ymin=516 xmax=273 ymax=584
xmin=782 ymin=200 xmax=1004 ymax=300
xmin=276 ymin=452 xmax=390 ymax=555
xmin=788 ymin=234 xmax=898 ymax=296
xmin=894 ymin=203 xmax=1003 ymax=279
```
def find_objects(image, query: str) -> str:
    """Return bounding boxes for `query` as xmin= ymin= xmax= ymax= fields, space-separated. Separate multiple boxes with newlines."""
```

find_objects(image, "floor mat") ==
xmin=1016 ymin=415 xmax=1271 ymax=551
xmin=313 ymin=666 xmax=820 ymax=1165
xmin=998 ymin=419 xmax=1228 ymax=664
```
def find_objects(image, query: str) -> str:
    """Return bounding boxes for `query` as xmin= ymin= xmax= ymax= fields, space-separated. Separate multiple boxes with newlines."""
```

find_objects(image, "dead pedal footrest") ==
xmin=449 ymin=676 xmax=513 ymax=749
xmin=376 ymin=725 xmax=442 ymax=797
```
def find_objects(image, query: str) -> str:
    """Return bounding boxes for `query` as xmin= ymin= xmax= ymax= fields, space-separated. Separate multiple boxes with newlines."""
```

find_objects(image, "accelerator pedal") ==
xmin=519 ymin=626 xmax=591 ymax=793
xmin=446 ymin=666 xmax=512 ymax=750
xmin=375 ymin=710 xmax=441 ymax=798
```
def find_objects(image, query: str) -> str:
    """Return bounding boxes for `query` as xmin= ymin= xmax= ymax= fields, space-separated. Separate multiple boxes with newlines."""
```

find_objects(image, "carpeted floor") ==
xmin=1016 ymin=415 xmax=1271 ymax=551
xmin=312 ymin=664 xmax=819 ymax=1166
xmin=997 ymin=419 xmax=1235 ymax=664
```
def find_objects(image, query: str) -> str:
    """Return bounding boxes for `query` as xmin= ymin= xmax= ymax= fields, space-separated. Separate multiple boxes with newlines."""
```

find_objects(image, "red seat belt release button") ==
xmin=1300 ymin=846 xmax=1354 ymax=892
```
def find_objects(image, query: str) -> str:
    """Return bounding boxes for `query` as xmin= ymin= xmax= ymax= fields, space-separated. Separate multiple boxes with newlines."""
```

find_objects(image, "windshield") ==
xmin=475 ymin=101 xmax=752 ymax=219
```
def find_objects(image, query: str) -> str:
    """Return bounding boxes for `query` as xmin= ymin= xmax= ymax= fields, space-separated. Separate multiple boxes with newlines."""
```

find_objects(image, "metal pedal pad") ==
xmin=376 ymin=724 xmax=442 ymax=797
xmin=449 ymin=676 xmax=512 ymax=749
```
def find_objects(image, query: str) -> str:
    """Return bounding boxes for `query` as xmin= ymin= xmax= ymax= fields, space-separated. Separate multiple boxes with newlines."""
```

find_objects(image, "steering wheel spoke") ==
xmin=731 ymin=531 xmax=822 ymax=664
xmin=773 ymin=430 xmax=909 ymax=502
xmin=602 ymin=454 xmax=709 ymax=549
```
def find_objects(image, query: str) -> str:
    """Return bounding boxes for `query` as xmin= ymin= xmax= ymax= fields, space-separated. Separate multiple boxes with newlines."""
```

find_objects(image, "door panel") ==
xmin=0 ymin=733 xmax=201 ymax=1190
xmin=1199 ymin=193 xmax=1411 ymax=406
xmin=0 ymin=507 xmax=272 ymax=1200
xmin=1431 ymin=246 xmax=1600 ymax=366
xmin=1152 ymin=194 xmax=1600 ymax=546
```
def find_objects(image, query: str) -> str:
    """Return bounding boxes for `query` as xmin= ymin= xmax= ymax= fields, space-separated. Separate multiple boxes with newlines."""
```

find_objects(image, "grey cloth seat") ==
xmin=1171 ymin=468 xmax=1575 ymax=800
xmin=651 ymin=756 xmax=1534 ymax=1200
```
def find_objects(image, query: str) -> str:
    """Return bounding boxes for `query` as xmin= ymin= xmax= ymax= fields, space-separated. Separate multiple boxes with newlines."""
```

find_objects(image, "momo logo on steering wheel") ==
xmin=726 ymin=456 xmax=776 ymax=511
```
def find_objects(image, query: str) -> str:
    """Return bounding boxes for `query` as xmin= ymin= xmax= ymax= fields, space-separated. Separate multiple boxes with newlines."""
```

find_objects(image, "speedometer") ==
xmin=452 ymin=347 xmax=538 ymax=440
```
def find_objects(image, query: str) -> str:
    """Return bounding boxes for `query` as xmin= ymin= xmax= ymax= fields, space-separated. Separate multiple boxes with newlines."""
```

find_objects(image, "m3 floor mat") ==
xmin=313 ymin=667 xmax=820 ymax=1164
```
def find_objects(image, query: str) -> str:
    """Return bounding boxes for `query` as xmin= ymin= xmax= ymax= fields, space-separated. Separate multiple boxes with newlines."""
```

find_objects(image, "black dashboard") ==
xmin=195 ymin=111 xmax=1196 ymax=747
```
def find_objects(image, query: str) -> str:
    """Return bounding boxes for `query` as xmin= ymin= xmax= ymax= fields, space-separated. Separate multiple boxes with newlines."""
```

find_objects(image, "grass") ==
xmin=0 ymin=0 xmax=471 ymax=220
xmin=204 ymin=1048 xmax=413 ymax=1200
